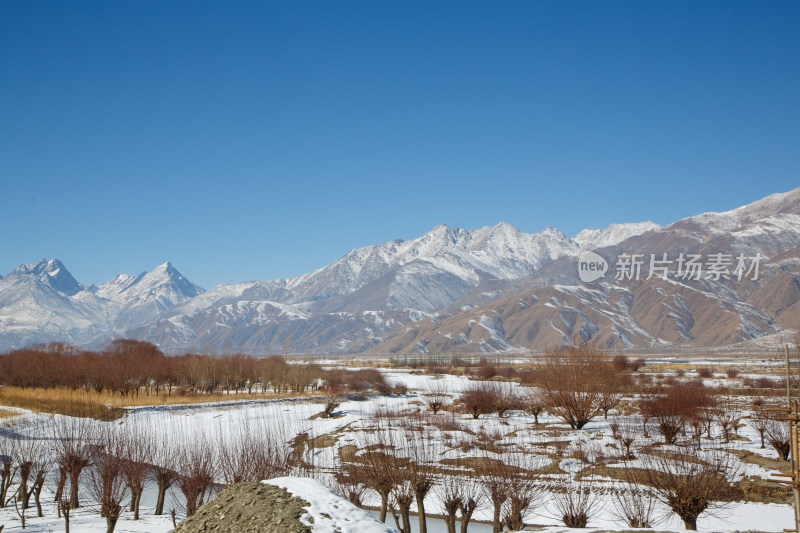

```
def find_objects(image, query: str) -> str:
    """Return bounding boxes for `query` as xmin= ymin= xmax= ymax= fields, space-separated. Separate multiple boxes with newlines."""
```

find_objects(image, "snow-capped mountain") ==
xmin=574 ymin=221 xmax=661 ymax=250
xmin=0 ymin=261 xmax=202 ymax=351
xmin=1 ymin=187 xmax=798 ymax=354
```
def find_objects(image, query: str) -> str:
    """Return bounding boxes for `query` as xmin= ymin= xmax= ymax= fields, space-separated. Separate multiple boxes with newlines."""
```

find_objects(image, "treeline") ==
xmin=0 ymin=340 xmax=388 ymax=396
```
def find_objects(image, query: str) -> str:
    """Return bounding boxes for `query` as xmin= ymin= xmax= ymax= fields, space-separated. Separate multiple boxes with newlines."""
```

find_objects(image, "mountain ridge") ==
xmin=1 ymin=186 xmax=798 ymax=353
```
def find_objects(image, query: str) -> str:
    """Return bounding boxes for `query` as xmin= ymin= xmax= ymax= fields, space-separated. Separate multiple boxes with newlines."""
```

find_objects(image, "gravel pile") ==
xmin=172 ymin=481 xmax=312 ymax=533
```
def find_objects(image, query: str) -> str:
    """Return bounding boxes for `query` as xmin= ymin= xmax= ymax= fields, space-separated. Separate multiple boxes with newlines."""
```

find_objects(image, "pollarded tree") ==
xmin=640 ymin=446 xmax=739 ymax=530
xmin=522 ymin=387 xmax=547 ymax=425
xmin=175 ymin=433 xmax=216 ymax=517
xmin=120 ymin=423 xmax=152 ymax=520
xmin=536 ymin=344 xmax=614 ymax=430
xmin=458 ymin=384 xmax=495 ymax=420
xmin=765 ymin=417 xmax=791 ymax=461
xmin=422 ymin=379 xmax=450 ymax=415
xmin=89 ymin=425 xmax=129 ymax=533
xmin=52 ymin=417 xmax=94 ymax=509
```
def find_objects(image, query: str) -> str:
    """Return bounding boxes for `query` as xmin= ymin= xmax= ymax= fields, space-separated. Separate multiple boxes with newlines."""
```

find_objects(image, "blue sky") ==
xmin=1 ymin=1 xmax=798 ymax=289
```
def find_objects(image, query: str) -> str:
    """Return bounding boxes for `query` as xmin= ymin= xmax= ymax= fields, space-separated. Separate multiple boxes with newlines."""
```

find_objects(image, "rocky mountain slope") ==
xmin=0 ymin=260 xmax=203 ymax=351
xmin=1 ymin=187 xmax=798 ymax=354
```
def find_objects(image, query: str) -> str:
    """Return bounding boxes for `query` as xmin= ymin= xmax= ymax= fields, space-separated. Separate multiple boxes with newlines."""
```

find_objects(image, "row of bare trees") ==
xmin=327 ymin=420 xmax=742 ymax=532
xmin=0 ymin=341 xmax=390 ymax=397
xmin=0 ymin=416 xmax=293 ymax=533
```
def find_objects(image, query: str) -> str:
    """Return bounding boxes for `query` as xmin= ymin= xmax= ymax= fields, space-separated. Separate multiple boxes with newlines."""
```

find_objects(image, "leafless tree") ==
xmin=639 ymin=446 xmax=739 ymax=530
xmin=501 ymin=454 xmax=545 ymax=531
xmin=356 ymin=428 xmax=403 ymax=523
xmin=406 ymin=431 xmax=437 ymax=533
xmin=748 ymin=397 xmax=773 ymax=449
xmin=59 ymin=494 xmax=71 ymax=533
xmin=437 ymin=479 xmax=462 ymax=533
xmin=52 ymin=417 xmax=94 ymax=509
xmin=11 ymin=430 xmax=47 ymax=512
xmin=477 ymin=455 xmax=540 ymax=533
xmin=458 ymin=383 xmax=495 ymax=420
xmin=217 ymin=419 xmax=290 ymax=485
xmin=522 ymin=387 xmax=547 ymax=425
xmin=639 ymin=381 xmax=715 ymax=445
xmin=457 ymin=480 xmax=482 ymax=533
xmin=319 ymin=390 xmax=345 ymax=419
xmin=151 ymin=433 xmax=178 ymax=516
xmin=422 ymin=379 xmax=450 ymax=415
xmin=331 ymin=463 xmax=367 ymax=507
xmin=549 ymin=476 xmax=598 ymax=528
xmin=89 ymin=425 xmax=128 ymax=533
xmin=490 ymin=382 xmax=520 ymax=419
xmin=614 ymin=419 xmax=639 ymax=460
xmin=611 ymin=467 xmax=658 ymax=528
xmin=536 ymin=344 xmax=612 ymax=430
xmin=765 ymin=417 xmax=791 ymax=460
xmin=0 ymin=436 xmax=14 ymax=508
xmin=120 ymin=423 xmax=152 ymax=520
xmin=175 ymin=432 xmax=217 ymax=517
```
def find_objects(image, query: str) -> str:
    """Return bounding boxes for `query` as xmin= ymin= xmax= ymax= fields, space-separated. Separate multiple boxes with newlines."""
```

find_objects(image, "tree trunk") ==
xmin=682 ymin=515 xmax=698 ymax=530
xmin=134 ymin=490 xmax=142 ymax=520
xmin=34 ymin=480 xmax=44 ymax=517
xmin=444 ymin=513 xmax=457 ymax=533
xmin=155 ymin=478 xmax=168 ymax=515
xmin=492 ymin=501 xmax=503 ymax=533
xmin=400 ymin=506 xmax=411 ymax=533
xmin=106 ymin=514 xmax=119 ymax=533
xmin=378 ymin=491 xmax=389 ymax=523
xmin=54 ymin=468 xmax=67 ymax=504
xmin=69 ymin=471 xmax=80 ymax=508
xmin=416 ymin=495 xmax=427 ymax=533
xmin=460 ymin=500 xmax=476 ymax=533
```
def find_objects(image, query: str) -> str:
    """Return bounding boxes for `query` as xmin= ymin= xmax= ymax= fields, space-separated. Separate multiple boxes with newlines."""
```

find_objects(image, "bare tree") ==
xmin=640 ymin=446 xmax=739 ymax=530
xmin=12 ymin=431 xmax=47 ymax=512
xmin=151 ymin=434 xmax=178 ymax=516
xmin=120 ymin=423 xmax=152 ymax=520
xmin=748 ymin=397 xmax=773 ymax=449
xmin=0 ymin=436 xmax=14 ymax=508
xmin=501 ymin=454 xmax=544 ymax=531
xmin=175 ymin=433 xmax=217 ymax=517
xmin=406 ymin=431 xmax=436 ymax=533
xmin=422 ymin=379 xmax=450 ymax=415
xmin=89 ymin=425 xmax=129 ymax=533
xmin=765 ymin=417 xmax=791 ymax=461
xmin=521 ymin=387 xmax=547 ymax=425
xmin=490 ymin=382 xmax=520 ymax=419
xmin=549 ymin=476 xmax=598 ymax=528
xmin=611 ymin=467 xmax=658 ymax=528
xmin=458 ymin=384 xmax=495 ymax=420
xmin=457 ymin=480 xmax=482 ymax=533
xmin=477 ymin=457 xmax=514 ymax=533
xmin=319 ymin=390 xmax=345 ymax=419
xmin=536 ymin=344 xmax=612 ymax=430
xmin=52 ymin=417 xmax=94 ymax=509
xmin=356 ymin=428 xmax=403 ymax=523
xmin=614 ymin=419 xmax=639 ymax=460
xmin=331 ymin=463 xmax=367 ymax=507
xmin=217 ymin=419 xmax=290 ymax=485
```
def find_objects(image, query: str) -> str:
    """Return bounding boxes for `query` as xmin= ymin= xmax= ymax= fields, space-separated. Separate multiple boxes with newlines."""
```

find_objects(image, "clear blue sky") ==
xmin=1 ymin=1 xmax=798 ymax=289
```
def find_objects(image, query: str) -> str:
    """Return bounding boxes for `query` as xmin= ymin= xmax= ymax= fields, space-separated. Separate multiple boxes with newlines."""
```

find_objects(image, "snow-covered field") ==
xmin=0 ymin=369 xmax=795 ymax=532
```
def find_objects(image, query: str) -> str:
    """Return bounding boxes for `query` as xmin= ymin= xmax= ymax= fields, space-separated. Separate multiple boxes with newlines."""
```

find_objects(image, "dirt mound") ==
xmin=172 ymin=481 xmax=312 ymax=533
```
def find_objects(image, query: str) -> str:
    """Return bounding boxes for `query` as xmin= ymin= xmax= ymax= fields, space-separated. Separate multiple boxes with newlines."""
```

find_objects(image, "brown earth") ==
xmin=172 ymin=481 xmax=311 ymax=533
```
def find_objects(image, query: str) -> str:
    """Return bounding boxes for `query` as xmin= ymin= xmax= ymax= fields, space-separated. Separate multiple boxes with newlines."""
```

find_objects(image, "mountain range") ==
xmin=1 ymin=187 xmax=798 ymax=354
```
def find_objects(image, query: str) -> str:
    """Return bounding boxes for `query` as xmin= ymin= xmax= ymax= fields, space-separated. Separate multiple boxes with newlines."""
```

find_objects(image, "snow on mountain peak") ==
xmin=95 ymin=262 xmax=202 ymax=314
xmin=9 ymin=258 xmax=84 ymax=296
xmin=574 ymin=221 xmax=661 ymax=250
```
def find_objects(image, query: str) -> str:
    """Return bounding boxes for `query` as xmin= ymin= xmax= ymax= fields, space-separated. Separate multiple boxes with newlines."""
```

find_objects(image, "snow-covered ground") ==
xmin=0 ymin=369 xmax=795 ymax=532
